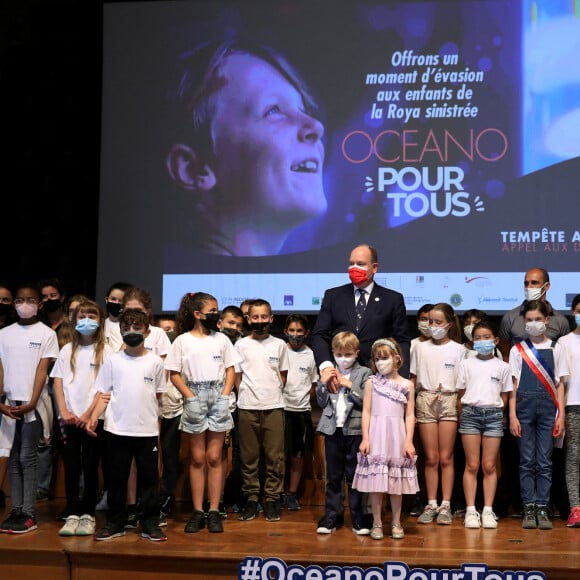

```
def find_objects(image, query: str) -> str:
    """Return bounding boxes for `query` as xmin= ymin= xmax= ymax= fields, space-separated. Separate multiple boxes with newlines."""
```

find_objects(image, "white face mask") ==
xmin=463 ymin=324 xmax=474 ymax=342
xmin=334 ymin=355 xmax=356 ymax=370
xmin=524 ymin=284 xmax=546 ymax=302
xmin=417 ymin=320 xmax=431 ymax=338
xmin=430 ymin=325 xmax=448 ymax=340
xmin=15 ymin=302 xmax=38 ymax=319
xmin=375 ymin=359 xmax=394 ymax=376
xmin=525 ymin=321 xmax=546 ymax=337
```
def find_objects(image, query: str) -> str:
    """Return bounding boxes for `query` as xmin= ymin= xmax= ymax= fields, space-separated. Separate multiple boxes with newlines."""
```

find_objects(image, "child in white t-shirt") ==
xmin=456 ymin=320 xmax=512 ymax=529
xmin=51 ymin=299 xmax=113 ymax=537
xmin=87 ymin=308 xmax=167 ymax=542
xmin=282 ymin=314 xmax=318 ymax=511
xmin=411 ymin=302 xmax=465 ymax=525
xmin=235 ymin=299 xmax=288 ymax=523
xmin=558 ymin=293 xmax=580 ymax=527
xmin=122 ymin=287 xmax=172 ymax=527
xmin=165 ymin=292 xmax=240 ymax=534
xmin=0 ymin=283 xmax=59 ymax=534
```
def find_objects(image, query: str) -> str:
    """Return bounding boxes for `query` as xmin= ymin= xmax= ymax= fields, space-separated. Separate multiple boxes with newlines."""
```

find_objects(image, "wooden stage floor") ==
xmin=1 ymin=500 xmax=579 ymax=580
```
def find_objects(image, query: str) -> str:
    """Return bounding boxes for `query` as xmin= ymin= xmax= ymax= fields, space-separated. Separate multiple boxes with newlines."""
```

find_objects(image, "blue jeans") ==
xmin=459 ymin=405 xmax=504 ymax=437
xmin=180 ymin=381 xmax=233 ymax=434
xmin=9 ymin=411 xmax=42 ymax=516
xmin=516 ymin=391 xmax=556 ymax=505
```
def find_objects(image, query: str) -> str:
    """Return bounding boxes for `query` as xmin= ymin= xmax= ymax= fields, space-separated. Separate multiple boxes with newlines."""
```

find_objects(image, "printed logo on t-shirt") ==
xmin=90 ymin=363 xmax=97 ymax=370
xmin=444 ymin=363 xmax=455 ymax=370
xmin=28 ymin=341 xmax=42 ymax=350
xmin=144 ymin=376 xmax=154 ymax=384
xmin=268 ymin=356 xmax=280 ymax=365
xmin=299 ymin=366 xmax=310 ymax=374
xmin=491 ymin=376 xmax=501 ymax=384
xmin=213 ymin=355 xmax=223 ymax=363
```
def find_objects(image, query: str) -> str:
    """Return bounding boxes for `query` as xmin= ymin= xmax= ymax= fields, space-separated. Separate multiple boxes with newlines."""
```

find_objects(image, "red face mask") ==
xmin=348 ymin=266 xmax=369 ymax=286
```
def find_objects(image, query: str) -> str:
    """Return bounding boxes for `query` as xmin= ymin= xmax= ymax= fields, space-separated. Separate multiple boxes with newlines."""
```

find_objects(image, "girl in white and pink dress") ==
xmin=353 ymin=338 xmax=419 ymax=540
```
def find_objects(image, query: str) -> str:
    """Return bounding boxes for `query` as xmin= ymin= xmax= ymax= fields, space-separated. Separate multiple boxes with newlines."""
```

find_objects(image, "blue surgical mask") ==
xmin=473 ymin=339 xmax=495 ymax=356
xmin=575 ymin=314 xmax=580 ymax=327
xmin=75 ymin=318 xmax=100 ymax=336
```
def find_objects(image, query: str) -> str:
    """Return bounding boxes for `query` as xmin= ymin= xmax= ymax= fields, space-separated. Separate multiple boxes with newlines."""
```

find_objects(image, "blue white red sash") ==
xmin=516 ymin=338 xmax=559 ymax=435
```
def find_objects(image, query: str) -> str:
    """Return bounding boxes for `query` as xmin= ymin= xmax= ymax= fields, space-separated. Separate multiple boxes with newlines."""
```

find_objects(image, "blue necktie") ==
xmin=355 ymin=288 xmax=366 ymax=332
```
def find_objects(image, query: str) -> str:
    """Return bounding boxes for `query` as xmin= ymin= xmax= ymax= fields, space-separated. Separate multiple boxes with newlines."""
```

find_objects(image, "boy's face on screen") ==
xmin=209 ymin=53 xmax=327 ymax=225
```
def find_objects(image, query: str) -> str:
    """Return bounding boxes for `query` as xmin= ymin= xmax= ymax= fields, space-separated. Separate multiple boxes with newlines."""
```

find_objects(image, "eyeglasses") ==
xmin=14 ymin=298 xmax=39 ymax=305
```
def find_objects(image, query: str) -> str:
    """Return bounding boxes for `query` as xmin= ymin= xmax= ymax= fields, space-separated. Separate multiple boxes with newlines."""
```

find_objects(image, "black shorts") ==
xmin=284 ymin=410 xmax=314 ymax=457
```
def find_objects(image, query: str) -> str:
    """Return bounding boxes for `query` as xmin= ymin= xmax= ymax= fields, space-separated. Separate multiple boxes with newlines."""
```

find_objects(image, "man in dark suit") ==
xmin=312 ymin=244 xmax=410 ymax=385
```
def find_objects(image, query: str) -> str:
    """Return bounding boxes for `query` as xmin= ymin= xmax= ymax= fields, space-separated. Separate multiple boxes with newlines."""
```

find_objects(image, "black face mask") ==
xmin=221 ymin=327 xmax=242 ymax=344
xmin=165 ymin=330 xmax=177 ymax=343
xmin=286 ymin=334 xmax=306 ymax=348
xmin=0 ymin=303 xmax=12 ymax=316
xmin=200 ymin=312 xmax=220 ymax=332
xmin=250 ymin=322 xmax=270 ymax=335
xmin=44 ymin=298 xmax=62 ymax=313
xmin=106 ymin=301 xmax=123 ymax=317
xmin=122 ymin=332 xmax=145 ymax=347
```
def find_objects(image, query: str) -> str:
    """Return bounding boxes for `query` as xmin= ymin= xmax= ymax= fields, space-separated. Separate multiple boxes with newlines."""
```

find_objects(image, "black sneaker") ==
xmin=409 ymin=499 xmax=424 ymax=517
xmin=184 ymin=510 xmax=206 ymax=533
xmin=264 ymin=501 xmax=280 ymax=522
xmin=55 ymin=510 xmax=68 ymax=522
xmin=160 ymin=495 xmax=173 ymax=516
xmin=316 ymin=516 xmax=337 ymax=534
xmin=218 ymin=501 xmax=228 ymax=519
xmin=207 ymin=510 xmax=224 ymax=533
xmin=94 ymin=522 xmax=126 ymax=541
xmin=286 ymin=492 xmax=301 ymax=511
xmin=522 ymin=504 xmax=537 ymax=529
xmin=239 ymin=500 xmax=258 ymax=521
xmin=141 ymin=525 xmax=167 ymax=542
xmin=536 ymin=504 xmax=553 ymax=530
xmin=124 ymin=510 xmax=139 ymax=530
xmin=8 ymin=512 xmax=37 ymax=534
xmin=351 ymin=521 xmax=371 ymax=535
xmin=0 ymin=509 xmax=22 ymax=533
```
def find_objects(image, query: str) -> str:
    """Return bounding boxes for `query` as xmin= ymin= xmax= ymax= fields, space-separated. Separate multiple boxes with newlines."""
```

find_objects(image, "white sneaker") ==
xmin=59 ymin=515 xmax=80 ymax=536
xmin=76 ymin=514 xmax=96 ymax=536
xmin=464 ymin=510 xmax=481 ymax=529
xmin=95 ymin=491 xmax=109 ymax=511
xmin=482 ymin=510 xmax=498 ymax=529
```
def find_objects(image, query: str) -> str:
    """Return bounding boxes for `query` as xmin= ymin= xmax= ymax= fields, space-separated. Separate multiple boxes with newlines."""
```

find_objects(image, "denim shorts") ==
xmin=179 ymin=380 xmax=234 ymax=435
xmin=459 ymin=405 xmax=504 ymax=437
xmin=416 ymin=390 xmax=458 ymax=423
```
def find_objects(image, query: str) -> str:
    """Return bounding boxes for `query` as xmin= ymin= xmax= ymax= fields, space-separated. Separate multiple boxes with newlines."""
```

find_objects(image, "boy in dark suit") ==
xmin=315 ymin=331 xmax=371 ymax=535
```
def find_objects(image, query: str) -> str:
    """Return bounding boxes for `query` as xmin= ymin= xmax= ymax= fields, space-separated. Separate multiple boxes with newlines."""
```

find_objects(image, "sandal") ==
xmin=370 ymin=525 xmax=384 ymax=540
xmin=392 ymin=524 xmax=405 ymax=539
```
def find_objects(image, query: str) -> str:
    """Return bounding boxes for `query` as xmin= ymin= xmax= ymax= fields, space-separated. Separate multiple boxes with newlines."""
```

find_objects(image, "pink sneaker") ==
xmin=567 ymin=506 xmax=580 ymax=527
